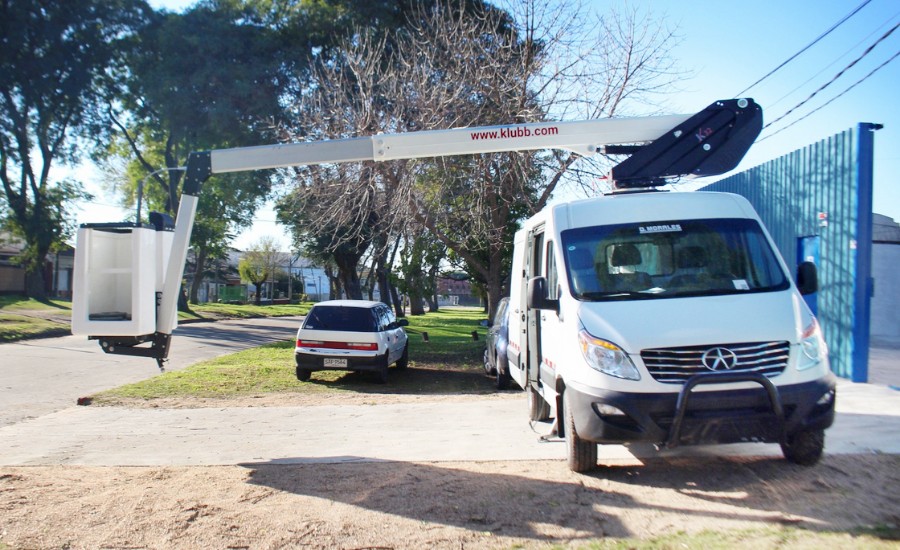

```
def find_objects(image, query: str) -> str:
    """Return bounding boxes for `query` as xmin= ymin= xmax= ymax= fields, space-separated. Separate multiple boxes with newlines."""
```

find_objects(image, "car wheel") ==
xmin=295 ymin=367 xmax=311 ymax=382
xmin=396 ymin=343 xmax=409 ymax=370
xmin=527 ymin=384 xmax=551 ymax=422
xmin=495 ymin=356 xmax=511 ymax=390
xmin=376 ymin=353 xmax=390 ymax=384
xmin=781 ymin=429 xmax=825 ymax=466
xmin=564 ymin=390 xmax=597 ymax=472
xmin=483 ymin=349 xmax=495 ymax=375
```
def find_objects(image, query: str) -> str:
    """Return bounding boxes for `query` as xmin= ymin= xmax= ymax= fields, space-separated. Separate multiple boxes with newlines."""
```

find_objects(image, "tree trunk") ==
xmin=24 ymin=268 xmax=48 ymax=301
xmin=189 ymin=246 xmax=208 ymax=304
xmin=253 ymin=281 xmax=263 ymax=306
xmin=389 ymin=283 xmax=404 ymax=318
xmin=333 ymin=251 xmax=363 ymax=300
xmin=179 ymin=285 xmax=192 ymax=313
xmin=485 ymin=249 xmax=506 ymax=324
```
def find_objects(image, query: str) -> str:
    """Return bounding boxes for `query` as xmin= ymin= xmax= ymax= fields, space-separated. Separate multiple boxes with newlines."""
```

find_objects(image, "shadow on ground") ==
xmin=241 ymin=454 xmax=900 ymax=541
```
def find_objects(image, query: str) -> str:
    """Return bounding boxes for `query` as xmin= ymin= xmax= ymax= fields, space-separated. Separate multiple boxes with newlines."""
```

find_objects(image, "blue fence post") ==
xmin=851 ymin=123 xmax=878 ymax=382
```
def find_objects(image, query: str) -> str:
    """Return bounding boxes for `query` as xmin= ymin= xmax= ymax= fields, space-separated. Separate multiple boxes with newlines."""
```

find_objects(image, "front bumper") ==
xmin=567 ymin=373 xmax=836 ymax=447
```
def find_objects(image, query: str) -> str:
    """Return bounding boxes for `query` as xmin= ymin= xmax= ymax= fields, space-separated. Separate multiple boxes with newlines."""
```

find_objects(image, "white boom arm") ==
xmin=79 ymin=97 xmax=765 ymax=366
xmin=158 ymin=115 xmax=690 ymax=337
xmin=209 ymin=115 xmax=690 ymax=173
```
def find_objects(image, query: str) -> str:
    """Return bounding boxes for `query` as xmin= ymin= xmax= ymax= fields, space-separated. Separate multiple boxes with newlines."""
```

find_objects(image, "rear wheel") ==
xmin=295 ymin=367 xmax=311 ymax=382
xmin=376 ymin=353 xmax=390 ymax=384
xmin=483 ymin=349 xmax=495 ymax=375
xmin=527 ymin=384 xmax=551 ymax=421
xmin=781 ymin=429 xmax=825 ymax=466
xmin=495 ymin=356 xmax=511 ymax=390
xmin=564 ymin=391 xmax=597 ymax=472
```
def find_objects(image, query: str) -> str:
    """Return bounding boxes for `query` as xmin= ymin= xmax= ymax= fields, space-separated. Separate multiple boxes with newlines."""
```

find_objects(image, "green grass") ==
xmin=0 ymin=295 xmax=72 ymax=342
xmin=182 ymin=301 xmax=315 ymax=321
xmin=0 ymin=294 xmax=314 ymax=342
xmin=0 ymin=313 xmax=69 ymax=342
xmin=0 ymin=295 xmax=71 ymax=311
xmin=570 ymin=525 xmax=900 ymax=549
xmin=91 ymin=307 xmax=492 ymax=403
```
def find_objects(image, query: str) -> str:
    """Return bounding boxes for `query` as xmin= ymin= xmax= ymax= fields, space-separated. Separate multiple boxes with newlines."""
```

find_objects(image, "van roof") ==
xmin=555 ymin=191 xmax=758 ymax=228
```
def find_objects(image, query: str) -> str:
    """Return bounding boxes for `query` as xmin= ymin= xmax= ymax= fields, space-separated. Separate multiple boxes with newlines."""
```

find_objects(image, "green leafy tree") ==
xmin=0 ymin=0 xmax=148 ymax=298
xmin=101 ymin=3 xmax=283 ymax=306
xmin=396 ymin=232 xmax=445 ymax=315
xmin=238 ymin=236 xmax=283 ymax=306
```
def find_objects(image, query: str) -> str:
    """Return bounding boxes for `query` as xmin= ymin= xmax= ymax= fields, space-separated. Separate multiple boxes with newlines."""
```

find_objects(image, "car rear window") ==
xmin=302 ymin=306 xmax=377 ymax=332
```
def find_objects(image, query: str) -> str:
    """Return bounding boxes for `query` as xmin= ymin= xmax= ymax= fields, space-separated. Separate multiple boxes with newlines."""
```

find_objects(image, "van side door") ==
xmin=526 ymin=228 xmax=545 ymax=388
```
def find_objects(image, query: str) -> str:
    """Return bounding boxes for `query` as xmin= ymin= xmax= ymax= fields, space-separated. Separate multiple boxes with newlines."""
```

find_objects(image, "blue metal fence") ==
xmin=702 ymin=123 xmax=878 ymax=381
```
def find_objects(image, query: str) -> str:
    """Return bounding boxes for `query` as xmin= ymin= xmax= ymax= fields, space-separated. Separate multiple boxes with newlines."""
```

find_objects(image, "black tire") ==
xmin=495 ymin=356 xmax=511 ymax=390
xmin=376 ymin=353 xmax=390 ymax=384
xmin=295 ymin=367 xmax=311 ymax=382
xmin=396 ymin=343 xmax=409 ymax=370
xmin=781 ymin=429 xmax=825 ymax=466
xmin=564 ymin=391 xmax=597 ymax=472
xmin=527 ymin=384 xmax=551 ymax=422
xmin=483 ymin=349 xmax=495 ymax=375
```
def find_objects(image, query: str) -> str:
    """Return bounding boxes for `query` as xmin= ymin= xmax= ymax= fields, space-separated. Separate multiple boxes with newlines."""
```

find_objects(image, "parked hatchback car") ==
xmin=295 ymin=300 xmax=409 ymax=384
xmin=483 ymin=297 xmax=512 ymax=389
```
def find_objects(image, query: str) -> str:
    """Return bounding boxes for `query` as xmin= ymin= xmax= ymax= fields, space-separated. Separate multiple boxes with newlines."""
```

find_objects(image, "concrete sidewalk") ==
xmin=0 ymin=379 xmax=896 ymax=467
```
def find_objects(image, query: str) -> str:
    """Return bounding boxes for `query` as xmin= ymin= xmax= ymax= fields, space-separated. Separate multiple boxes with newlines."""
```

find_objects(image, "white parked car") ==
xmin=295 ymin=300 xmax=409 ymax=384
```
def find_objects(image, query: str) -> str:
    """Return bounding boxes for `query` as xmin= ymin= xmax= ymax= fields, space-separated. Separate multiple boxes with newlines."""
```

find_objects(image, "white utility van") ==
xmin=506 ymin=190 xmax=835 ymax=472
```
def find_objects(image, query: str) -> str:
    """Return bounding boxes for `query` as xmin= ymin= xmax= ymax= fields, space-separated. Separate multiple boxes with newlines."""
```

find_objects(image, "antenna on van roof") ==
xmin=607 ymin=98 xmax=763 ymax=190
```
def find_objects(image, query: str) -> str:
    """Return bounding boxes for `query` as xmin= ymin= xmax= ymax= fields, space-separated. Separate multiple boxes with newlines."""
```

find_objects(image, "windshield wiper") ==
xmin=579 ymin=290 xmax=654 ymax=300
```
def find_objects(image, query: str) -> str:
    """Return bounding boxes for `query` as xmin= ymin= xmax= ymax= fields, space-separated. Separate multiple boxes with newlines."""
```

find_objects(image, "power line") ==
xmin=759 ymin=48 xmax=900 ymax=142
xmin=734 ymin=0 xmax=873 ymax=97
xmin=763 ymin=21 xmax=900 ymax=131
xmin=767 ymin=10 xmax=900 ymax=110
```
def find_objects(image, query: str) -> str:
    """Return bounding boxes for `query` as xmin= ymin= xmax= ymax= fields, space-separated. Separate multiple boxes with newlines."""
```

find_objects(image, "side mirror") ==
xmin=397 ymin=319 xmax=410 ymax=328
xmin=796 ymin=261 xmax=818 ymax=295
xmin=527 ymin=276 xmax=559 ymax=312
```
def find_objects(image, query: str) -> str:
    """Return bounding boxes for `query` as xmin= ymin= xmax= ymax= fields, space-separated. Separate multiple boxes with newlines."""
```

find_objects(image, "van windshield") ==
xmin=561 ymin=218 xmax=790 ymax=301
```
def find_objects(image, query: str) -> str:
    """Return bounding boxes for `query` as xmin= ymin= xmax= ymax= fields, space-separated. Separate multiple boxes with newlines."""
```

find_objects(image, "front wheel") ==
xmin=396 ymin=343 xmax=409 ymax=370
xmin=781 ymin=429 xmax=825 ymax=466
xmin=564 ymin=390 xmax=597 ymax=472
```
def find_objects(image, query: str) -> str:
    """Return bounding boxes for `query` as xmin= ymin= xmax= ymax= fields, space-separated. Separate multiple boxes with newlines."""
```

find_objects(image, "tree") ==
xmin=397 ymin=0 xmax=681 ymax=321
xmin=100 ymin=3 xmax=283 ymax=307
xmin=0 ymin=0 xmax=148 ymax=298
xmin=238 ymin=236 xmax=283 ymax=306
xmin=396 ymin=231 xmax=445 ymax=314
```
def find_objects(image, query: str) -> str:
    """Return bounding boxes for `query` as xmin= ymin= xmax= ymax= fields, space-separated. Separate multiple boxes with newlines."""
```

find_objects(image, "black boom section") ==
xmin=610 ymin=98 xmax=763 ymax=189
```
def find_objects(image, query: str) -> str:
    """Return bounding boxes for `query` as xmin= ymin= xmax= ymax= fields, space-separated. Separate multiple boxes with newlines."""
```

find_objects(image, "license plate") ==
xmin=323 ymin=357 xmax=348 ymax=368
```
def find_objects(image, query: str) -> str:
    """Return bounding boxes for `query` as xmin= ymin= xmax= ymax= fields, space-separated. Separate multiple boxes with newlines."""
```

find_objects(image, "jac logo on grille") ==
xmin=702 ymin=347 xmax=739 ymax=371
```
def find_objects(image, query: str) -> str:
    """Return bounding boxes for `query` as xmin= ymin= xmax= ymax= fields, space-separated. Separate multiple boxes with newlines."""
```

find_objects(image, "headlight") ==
xmin=798 ymin=318 xmax=827 ymax=371
xmin=578 ymin=330 xmax=640 ymax=380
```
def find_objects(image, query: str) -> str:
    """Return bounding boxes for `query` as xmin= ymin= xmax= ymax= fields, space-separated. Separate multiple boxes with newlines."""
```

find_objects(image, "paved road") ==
xmin=0 ymin=317 xmax=302 ymax=427
xmin=1 ymin=317 xmax=898 ymax=466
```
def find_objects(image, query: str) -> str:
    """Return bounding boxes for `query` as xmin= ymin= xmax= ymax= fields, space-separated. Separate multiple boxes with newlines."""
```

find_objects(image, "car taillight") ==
xmin=297 ymin=340 xmax=377 ymax=351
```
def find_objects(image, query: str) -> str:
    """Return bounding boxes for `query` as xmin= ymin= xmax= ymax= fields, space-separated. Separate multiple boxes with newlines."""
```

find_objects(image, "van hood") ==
xmin=575 ymin=291 xmax=802 ymax=353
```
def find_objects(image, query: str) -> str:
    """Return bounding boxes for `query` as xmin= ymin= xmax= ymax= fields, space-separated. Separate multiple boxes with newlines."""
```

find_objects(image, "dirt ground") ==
xmin=2 ymin=394 xmax=899 ymax=549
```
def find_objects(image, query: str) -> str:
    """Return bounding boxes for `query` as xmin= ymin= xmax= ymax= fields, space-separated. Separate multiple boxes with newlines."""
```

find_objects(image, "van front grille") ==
xmin=641 ymin=341 xmax=790 ymax=384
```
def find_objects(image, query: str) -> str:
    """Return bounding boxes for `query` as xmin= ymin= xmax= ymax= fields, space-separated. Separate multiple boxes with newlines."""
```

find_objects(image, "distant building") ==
xmin=0 ymin=233 xmax=73 ymax=297
xmin=436 ymin=275 xmax=479 ymax=307
xmin=872 ymin=213 xmax=900 ymax=342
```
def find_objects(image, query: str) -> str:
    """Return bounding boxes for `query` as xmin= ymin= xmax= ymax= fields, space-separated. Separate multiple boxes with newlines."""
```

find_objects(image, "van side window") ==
xmin=546 ymin=241 xmax=558 ymax=299
xmin=530 ymin=232 xmax=544 ymax=278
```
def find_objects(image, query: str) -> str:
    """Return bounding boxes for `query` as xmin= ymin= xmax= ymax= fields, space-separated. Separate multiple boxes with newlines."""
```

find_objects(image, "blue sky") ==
xmin=93 ymin=0 xmax=898 ymax=249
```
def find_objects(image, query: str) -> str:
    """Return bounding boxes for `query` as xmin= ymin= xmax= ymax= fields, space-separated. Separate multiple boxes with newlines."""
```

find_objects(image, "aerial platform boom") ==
xmin=71 ymin=98 xmax=762 ymax=366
